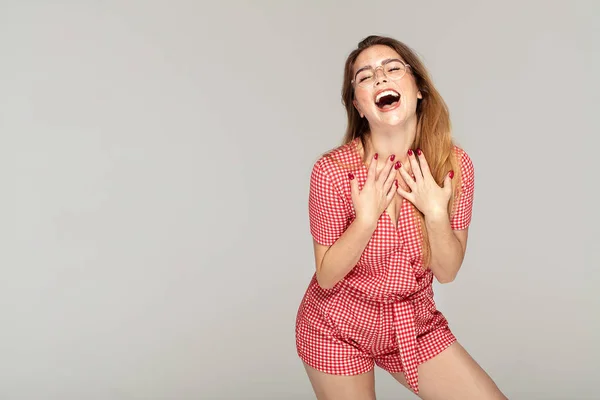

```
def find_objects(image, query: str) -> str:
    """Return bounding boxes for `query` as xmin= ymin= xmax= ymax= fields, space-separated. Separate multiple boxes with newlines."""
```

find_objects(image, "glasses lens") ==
xmin=354 ymin=61 xmax=407 ymax=88
xmin=384 ymin=61 xmax=406 ymax=79
xmin=355 ymin=69 xmax=374 ymax=87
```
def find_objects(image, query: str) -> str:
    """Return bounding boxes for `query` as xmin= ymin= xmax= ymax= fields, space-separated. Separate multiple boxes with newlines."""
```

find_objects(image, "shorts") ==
xmin=295 ymin=284 xmax=456 ymax=393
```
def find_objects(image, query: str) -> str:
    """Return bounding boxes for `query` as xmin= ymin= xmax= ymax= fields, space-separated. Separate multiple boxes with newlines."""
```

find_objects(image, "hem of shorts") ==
xmin=296 ymin=349 xmax=374 ymax=376
xmin=375 ymin=329 xmax=457 ymax=374
xmin=418 ymin=329 xmax=457 ymax=366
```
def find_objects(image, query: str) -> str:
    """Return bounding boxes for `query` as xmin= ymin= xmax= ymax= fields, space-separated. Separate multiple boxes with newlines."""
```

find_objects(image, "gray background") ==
xmin=1 ymin=1 xmax=598 ymax=399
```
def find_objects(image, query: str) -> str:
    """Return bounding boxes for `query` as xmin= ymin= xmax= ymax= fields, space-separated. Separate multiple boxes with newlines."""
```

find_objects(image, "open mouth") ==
xmin=374 ymin=89 xmax=400 ymax=111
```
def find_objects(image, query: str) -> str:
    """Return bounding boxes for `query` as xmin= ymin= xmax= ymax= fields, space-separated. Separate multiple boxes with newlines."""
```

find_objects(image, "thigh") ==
xmin=389 ymin=342 xmax=507 ymax=400
xmin=303 ymin=362 xmax=376 ymax=400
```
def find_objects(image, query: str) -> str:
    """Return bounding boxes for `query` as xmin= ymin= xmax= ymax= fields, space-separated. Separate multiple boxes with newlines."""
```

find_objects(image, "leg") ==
xmin=389 ymin=342 xmax=507 ymax=400
xmin=303 ymin=362 xmax=376 ymax=400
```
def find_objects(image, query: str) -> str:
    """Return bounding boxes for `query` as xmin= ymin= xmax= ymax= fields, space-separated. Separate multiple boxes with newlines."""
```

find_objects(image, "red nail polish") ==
xmin=417 ymin=148 xmax=422 ymax=156
xmin=390 ymin=154 xmax=395 ymax=162
xmin=348 ymin=172 xmax=354 ymax=180
xmin=395 ymin=180 xmax=399 ymax=188
xmin=449 ymin=170 xmax=454 ymax=179
xmin=394 ymin=161 xmax=401 ymax=169
xmin=408 ymin=149 xmax=413 ymax=156
xmin=374 ymin=153 xmax=378 ymax=160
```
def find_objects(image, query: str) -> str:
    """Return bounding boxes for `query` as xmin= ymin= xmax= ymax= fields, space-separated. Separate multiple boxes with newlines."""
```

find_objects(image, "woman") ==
xmin=295 ymin=35 xmax=507 ymax=399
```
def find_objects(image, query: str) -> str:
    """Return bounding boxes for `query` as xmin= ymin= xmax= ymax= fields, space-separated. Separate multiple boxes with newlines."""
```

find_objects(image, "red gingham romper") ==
xmin=295 ymin=138 xmax=475 ymax=394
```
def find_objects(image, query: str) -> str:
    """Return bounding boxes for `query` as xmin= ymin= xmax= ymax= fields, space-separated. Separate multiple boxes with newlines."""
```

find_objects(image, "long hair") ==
xmin=337 ymin=35 xmax=463 ymax=268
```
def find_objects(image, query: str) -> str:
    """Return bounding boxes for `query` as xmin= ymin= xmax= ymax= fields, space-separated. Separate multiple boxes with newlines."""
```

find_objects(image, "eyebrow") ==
xmin=354 ymin=58 xmax=402 ymax=77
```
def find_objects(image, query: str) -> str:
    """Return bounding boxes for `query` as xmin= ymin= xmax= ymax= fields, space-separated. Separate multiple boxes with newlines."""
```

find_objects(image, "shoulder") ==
xmin=452 ymin=145 xmax=474 ymax=181
xmin=452 ymin=145 xmax=473 ymax=168
xmin=311 ymin=141 xmax=359 ymax=185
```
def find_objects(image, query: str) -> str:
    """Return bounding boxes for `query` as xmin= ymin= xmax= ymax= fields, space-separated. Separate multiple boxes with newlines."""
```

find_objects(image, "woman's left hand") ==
xmin=396 ymin=149 xmax=454 ymax=220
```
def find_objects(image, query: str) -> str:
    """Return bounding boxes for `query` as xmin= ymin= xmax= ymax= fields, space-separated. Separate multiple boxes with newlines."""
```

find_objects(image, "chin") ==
xmin=378 ymin=114 xmax=407 ymax=126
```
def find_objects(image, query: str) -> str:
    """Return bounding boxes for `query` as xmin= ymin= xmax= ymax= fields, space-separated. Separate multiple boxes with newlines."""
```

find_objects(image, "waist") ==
xmin=308 ymin=276 xmax=432 ymax=305
xmin=343 ymin=282 xmax=431 ymax=304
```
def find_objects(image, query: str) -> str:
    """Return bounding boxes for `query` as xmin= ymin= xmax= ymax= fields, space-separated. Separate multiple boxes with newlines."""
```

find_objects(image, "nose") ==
xmin=374 ymin=68 xmax=388 ymax=85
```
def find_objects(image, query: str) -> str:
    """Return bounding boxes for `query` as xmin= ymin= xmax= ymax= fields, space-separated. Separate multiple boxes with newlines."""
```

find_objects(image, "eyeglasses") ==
xmin=351 ymin=59 xmax=410 ymax=88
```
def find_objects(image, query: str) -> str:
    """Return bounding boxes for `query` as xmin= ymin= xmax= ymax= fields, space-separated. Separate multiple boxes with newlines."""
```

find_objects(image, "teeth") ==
xmin=375 ymin=90 xmax=400 ymax=103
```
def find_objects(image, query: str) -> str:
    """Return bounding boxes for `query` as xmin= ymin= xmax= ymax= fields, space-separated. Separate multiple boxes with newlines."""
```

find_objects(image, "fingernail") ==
xmin=417 ymin=148 xmax=422 ymax=156
xmin=449 ymin=170 xmax=454 ymax=179
xmin=374 ymin=153 xmax=378 ymax=160
xmin=394 ymin=161 xmax=401 ymax=169
xmin=395 ymin=180 xmax=399 ymax=188
xmin=408 ymin=149 xmax=413 ymax=156
xmin=348 ymin=172 xmax=354 ymax=180
xmin=390 ymin=154 xmax=395 ymax=162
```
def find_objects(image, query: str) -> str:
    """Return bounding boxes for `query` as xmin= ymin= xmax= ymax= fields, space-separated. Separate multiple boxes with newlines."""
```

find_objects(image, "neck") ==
xmin=362 ymin=118 xmax=418 ymax=165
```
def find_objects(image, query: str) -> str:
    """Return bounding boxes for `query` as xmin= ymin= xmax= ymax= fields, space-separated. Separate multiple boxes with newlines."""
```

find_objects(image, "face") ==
xmin=352 ymin=45 xmax=422 ymax=129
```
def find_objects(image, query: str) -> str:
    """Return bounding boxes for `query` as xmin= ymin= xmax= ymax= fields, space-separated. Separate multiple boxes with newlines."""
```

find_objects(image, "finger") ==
xmin=407 ymin=149 xmax=423 ymax=182
xmin=396 ymin=185 xmax=414 ymax=203
xmin=442 ymin=170 xmax=454 ymax=194
xmin=387 ymin=176 xmax=399 ymax=196
xmin=381 ymin=159 xmax=399 ymax=193
xmin=386 ymin=180 xmax=398 ymax=202
xmin=398 ymin=167 xmax=416 ymax=190
xmin=349 ymin=172 xmax=359 ymax=199
xmin=365 ymin=153 xmax=379 ymax=185
xmin=378 ymin=154 xmax=396 ymax=185
xmin=416 ymin=148 xmax=432 ymax=178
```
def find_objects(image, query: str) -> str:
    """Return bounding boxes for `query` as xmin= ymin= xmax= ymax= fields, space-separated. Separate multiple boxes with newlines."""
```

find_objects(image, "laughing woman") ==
xmin=295 ymin=35 xmax=507 ymax=400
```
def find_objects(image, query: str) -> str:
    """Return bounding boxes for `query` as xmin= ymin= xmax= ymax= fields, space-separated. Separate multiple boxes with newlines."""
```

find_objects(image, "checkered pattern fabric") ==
xmin=296 ymin=138 xmax=475 ymax=394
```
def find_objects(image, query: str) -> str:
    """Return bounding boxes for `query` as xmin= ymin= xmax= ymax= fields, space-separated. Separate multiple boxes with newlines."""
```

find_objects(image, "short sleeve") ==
xmin=308 ymin=160 xmax=350 ymax=246
xmin=450 ymin=149 xmax=475 ymax=230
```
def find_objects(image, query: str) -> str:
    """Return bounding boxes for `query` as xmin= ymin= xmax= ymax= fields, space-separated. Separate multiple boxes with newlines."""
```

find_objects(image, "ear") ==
xmin=353 ymin=100 xmax=364 ymax=118
xmin=417 ymin=90 xmax=423 ymax=99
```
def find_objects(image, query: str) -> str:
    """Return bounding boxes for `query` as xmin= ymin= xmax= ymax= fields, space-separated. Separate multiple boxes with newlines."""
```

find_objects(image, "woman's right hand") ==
xmin=349 ymin=153 xmax=399 ymax=226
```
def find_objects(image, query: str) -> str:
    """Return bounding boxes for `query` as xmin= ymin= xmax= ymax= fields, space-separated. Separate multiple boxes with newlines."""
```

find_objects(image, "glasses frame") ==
xmin=351 ymin=58 xmax=411 ymax=88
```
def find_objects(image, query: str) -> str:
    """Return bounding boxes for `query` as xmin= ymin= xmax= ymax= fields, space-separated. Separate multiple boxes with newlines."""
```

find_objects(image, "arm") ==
xmin=308 ymin=154 xmax=397 ymax=289
xmin=425 ymin=214 xmax=469 ymax=283
xmin=426 ymin=149 xmax=475 ymax=283
xmin=313 ymin=217 xmax=377 ymax=289
xmin=397 ymin=147 xmax=475 ymax=284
